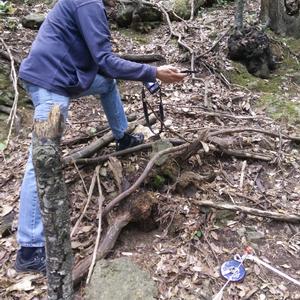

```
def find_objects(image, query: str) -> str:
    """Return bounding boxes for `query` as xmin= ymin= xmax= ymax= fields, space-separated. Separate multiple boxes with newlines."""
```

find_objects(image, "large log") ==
xmin=32 ymin=105 xmax=73 ymax=300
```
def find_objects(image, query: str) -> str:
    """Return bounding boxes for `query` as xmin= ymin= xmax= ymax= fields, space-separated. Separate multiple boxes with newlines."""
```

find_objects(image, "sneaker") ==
xmin=15 ymin=247 xmax=46 ymax=274
xmin=116 ymin=132 xmax=144 ymax=151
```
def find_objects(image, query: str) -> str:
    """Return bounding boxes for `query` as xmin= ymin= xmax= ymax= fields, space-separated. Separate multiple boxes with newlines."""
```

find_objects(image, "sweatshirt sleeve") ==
xmin=74 ymin=1 xmax=157 ymax=82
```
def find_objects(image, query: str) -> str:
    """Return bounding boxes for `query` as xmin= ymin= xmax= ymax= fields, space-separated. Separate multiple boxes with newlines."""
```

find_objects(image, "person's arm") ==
xmin=75 ymin=2 xmax=156 ymax=82
xmin=75 ymin=2 xmax=186 ymax=83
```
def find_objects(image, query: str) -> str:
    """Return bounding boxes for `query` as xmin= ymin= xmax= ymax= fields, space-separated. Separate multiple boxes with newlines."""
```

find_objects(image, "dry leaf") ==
xmin=0 ymin=205 xmax=13 ymax=217
xmin=7 ymin=275 xmax=39 ymax=292
xmin=201 ymin=141 xmax=210 ymax=153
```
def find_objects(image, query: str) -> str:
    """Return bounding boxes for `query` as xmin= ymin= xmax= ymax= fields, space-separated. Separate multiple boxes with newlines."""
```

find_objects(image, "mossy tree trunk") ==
xmin=260 ymin=0 xmax=300 ymax=38
xmin=32 ymin=105 xmax=73 ymax=300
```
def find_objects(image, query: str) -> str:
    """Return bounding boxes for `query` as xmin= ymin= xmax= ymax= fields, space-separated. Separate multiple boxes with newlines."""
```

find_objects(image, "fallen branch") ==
xmin=61 ymin=114 xmax=137 ymax=147
xmin=209 ymin=127 xmax=300 ymax=143
xmin=63 ymin=115 xmax=156 ymax=164
xmin=75 ymin=142 xmax=156 ymax=165
xmin=194 ymin=199 xmax=300 ymax=223
xmin=75 ymin=139 xmax=184 ymax=165
xmin=102 ymin=142 xmax=193 ymax=216
xmin=73 ymin=193 xmax=156 ymax=286
xmin=215 ymin=147 xmax=272 ymax=161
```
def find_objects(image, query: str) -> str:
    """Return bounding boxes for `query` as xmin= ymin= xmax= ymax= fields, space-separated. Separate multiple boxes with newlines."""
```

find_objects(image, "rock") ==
xmin=115 ymin=0 xmax=162 ymax=32
xmin=21 ymin=14 xmax=46 ymax=30
xmin=151 ymin=139 xmax=173 ymax=166
xmin=86 ymin=258 xmax=158 ymax=300
xmin=164 ymin=0 xmax=205 ymax=19
xmin=246 ymin=229 xmax=265 ymax=241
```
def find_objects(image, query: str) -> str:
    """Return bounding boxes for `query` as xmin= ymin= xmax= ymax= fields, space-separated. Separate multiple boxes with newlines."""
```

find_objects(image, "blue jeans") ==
xmin=17 ymin=74 xmax=128 ymax=247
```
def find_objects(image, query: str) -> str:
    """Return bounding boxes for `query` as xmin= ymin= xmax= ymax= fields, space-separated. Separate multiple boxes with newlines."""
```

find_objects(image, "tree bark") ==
xmin=234 ymin=0 xmax=245 ymax=30
xmin=260 ymin=0 xmax=300 ymax=38
xmin=32 ymin=105 xmax=73 ymax=300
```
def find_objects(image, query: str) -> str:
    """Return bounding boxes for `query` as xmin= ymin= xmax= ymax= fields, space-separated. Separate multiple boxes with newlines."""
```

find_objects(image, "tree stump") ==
xmin=32 ymin=105 xmax=73 ymax=300
xmin=228 ymin=27 xmax=276 ymax=79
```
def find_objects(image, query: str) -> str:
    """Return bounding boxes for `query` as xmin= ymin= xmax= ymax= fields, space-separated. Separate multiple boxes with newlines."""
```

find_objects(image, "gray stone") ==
xmin=115 ymin=0 xmax=162 ymax=32
xmin=21 ymin=13 xmax=46 ymax=30
xmin=151 ymin=140 xmax=173 ymax=166
xmin=246 ymin=230 xmax=265 ymax=241
xmin=86 ymin=258 xmax=158 ymax=300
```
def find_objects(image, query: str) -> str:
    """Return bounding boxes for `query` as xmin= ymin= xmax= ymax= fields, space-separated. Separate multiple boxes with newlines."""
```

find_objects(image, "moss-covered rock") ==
xmin=87 ymin=258 xmax=158 ymax=300
xmin=165 ymin=0 xmax=205 ymax=19
xmin=116 ymin=1 xmax=162 ymax=32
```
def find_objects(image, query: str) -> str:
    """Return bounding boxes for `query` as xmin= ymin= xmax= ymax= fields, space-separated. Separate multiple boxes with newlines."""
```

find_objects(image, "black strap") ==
xmin=142 ymin=86 xmax=164 ymax=135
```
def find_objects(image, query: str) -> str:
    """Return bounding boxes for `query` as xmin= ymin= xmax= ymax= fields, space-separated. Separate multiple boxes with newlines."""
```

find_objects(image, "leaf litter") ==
xmin=0 ymin=0 xmax=300 ymax=299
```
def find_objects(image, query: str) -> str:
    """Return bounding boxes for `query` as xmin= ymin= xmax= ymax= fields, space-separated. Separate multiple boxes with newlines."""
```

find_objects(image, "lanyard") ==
xmin=141 ymin=86 xmax=164 ymax=135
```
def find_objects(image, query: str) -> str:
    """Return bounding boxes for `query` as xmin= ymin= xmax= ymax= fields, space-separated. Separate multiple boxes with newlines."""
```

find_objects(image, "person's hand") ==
xmin=156 ymin=65 xmax=186 ymax=83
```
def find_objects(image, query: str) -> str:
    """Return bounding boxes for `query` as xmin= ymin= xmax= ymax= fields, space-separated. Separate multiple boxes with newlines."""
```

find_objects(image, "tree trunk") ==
xmin=260 ymin=0 xmax=300 ymax=38
xmin=32 ymin=105 xmax=73 ymax=300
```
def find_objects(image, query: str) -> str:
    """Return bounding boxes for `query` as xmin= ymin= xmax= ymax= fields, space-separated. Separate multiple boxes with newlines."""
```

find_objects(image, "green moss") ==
xmin=229 ymin=62 xmax=281 ymax=93
xmin=282 ymin=37 xmax=300 ymax=53
xmin=151 ymin=175 xmax=166 ymax=190
xmin=259 ymin=94 xmax=300 ymax=123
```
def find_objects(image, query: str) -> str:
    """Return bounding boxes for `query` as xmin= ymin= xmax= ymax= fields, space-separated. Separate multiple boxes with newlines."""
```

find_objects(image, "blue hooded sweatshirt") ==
xmin=19 ymin=0 xmax=157 ymax=96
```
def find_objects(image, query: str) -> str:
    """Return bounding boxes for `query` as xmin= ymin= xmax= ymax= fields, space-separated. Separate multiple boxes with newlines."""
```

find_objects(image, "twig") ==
xmin=197 ymin=27 xmax=233 ymax=59
xmin=203 ymin=80 xmax=209 ymax=107
xmin=73 ymin=162 xmax=89 ymax=195
xmin=75 ymin=139 xmax=184 ymax=165
xmin=144 ymin=98 xmax=190 ymax=142
xmin=209 ymin=127 xmax=300 ymax=142
xmin=86 ymin=172 xmax=104 ymax=284
xmin=239 ymin=160 xmax=247 ymax=190
xmin=190 ymin=0 xmax=194 ymax=21
xmin=71 ymin=166 xmax=99 ymax=237
xmin=0 ymin=38 xmax=19 ymax=148
xmin=194 ymin=199 xmax=300 ymax=223
xmin=157 ymin=3 xmax=195 ymax=72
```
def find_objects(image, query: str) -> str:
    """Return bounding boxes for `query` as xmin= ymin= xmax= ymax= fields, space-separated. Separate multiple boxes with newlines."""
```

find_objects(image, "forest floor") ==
xmin=0 ymin=0 xmax=300 ymax=299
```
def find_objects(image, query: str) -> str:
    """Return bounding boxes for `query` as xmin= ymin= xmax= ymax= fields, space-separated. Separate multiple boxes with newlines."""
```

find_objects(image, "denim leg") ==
xmin=17 ymin=84 xmax=69 ymax=247
xmin=78 ymin=74 xmax=128 ymax=139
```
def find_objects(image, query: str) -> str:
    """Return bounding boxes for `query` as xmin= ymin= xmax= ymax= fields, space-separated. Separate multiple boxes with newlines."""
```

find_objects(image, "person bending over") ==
xmin=16 ymin=0 xmax=185 ymax=273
